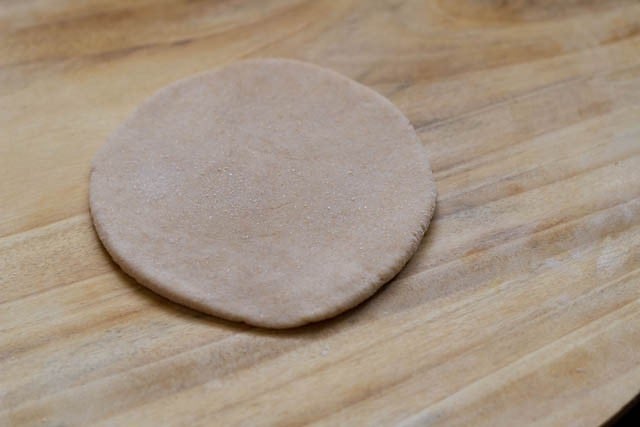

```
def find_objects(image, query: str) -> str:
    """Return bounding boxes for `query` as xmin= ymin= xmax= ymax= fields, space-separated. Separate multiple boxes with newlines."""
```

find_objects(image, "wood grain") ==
xmin=2 ymin=0 xmax=640 ymax=425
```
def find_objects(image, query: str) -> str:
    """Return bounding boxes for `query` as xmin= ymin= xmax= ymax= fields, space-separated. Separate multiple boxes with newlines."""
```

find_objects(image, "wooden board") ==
xmin=2 ymin=0 xmax=640 ymax=425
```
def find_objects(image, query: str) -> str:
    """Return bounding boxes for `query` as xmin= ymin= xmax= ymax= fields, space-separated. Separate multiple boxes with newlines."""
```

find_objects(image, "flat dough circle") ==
xmin=90 ymin=59 xmax=436 ymax=328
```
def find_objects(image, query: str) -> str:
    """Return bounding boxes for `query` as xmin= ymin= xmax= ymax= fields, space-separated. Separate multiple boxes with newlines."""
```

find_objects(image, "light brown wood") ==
xmin=1 ymin=1 xmax=640 ymax=425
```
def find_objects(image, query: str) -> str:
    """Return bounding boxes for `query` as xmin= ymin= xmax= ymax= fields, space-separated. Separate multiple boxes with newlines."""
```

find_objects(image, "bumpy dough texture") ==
xmin=90 ymin=59 xmax=437 ymax=328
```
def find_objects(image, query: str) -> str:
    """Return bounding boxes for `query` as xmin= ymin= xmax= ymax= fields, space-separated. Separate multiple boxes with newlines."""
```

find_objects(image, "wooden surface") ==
xmin=2 ymin=0 xmax=640 ymax=425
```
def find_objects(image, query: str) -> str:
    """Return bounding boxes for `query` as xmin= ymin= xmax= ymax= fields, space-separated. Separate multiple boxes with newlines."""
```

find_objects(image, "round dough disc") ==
xmin=90 ymin=59 xmax=436 ymax=328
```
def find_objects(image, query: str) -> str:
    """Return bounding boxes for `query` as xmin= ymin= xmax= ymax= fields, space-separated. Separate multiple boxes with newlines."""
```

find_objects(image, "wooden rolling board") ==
xmin=2 ymin=1 xmax=640 ymax=425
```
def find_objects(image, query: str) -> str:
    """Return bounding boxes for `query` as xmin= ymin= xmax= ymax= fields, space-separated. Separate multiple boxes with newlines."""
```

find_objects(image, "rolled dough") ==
xmin=90 ymin=58 xmax=436 ymax=328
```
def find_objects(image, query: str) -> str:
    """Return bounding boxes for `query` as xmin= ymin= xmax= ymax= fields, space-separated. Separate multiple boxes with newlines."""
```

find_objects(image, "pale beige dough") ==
xmin=90 ymin=58 xmax=436 ymax=328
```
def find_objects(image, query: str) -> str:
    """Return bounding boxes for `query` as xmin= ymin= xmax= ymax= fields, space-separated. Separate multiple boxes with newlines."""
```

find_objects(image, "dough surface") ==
xmin=90 ymin=59 xmax=436 ymax=328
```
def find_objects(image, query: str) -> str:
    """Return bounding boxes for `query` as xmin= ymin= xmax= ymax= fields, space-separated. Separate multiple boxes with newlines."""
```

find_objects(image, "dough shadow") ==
xmin=114 ymin=267 xmax=248 ymax=332
xmin=92 ymin=222 xmax=249 ymax=333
